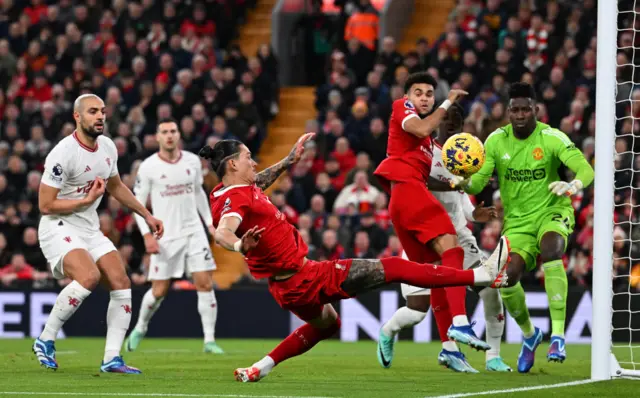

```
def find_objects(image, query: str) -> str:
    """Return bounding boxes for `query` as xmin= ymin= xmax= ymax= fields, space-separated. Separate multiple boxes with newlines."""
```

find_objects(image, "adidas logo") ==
xmin=502 ymin=153 xmax=511 ymax=160
xmin=550 ymin=294 xmax=563 ymax=302
xmin=85 ymin=165 xmax=91 ymax=172
xmin=435 ymin=161 xmax=443 ymax=167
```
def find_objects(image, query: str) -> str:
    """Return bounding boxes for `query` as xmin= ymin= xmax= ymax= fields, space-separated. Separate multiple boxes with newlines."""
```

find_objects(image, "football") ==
xmin=441 ymin=132 xmax=486 ymax=177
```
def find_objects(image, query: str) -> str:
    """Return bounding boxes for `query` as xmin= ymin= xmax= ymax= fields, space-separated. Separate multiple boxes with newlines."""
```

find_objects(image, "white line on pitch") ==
xmin=0 ymin=393 xmax=337 ymax=398
xmin=429 ymin=379 xmax=598 ymax=398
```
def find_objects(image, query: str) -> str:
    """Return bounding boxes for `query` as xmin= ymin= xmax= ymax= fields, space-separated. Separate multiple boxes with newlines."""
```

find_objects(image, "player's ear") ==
xmin=534 ymin=104 xmax=540 ymax=117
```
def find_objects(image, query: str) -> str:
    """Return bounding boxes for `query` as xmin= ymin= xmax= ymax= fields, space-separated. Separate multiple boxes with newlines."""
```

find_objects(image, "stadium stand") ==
xmin=0 ymin=0 xmax=634 ymax=295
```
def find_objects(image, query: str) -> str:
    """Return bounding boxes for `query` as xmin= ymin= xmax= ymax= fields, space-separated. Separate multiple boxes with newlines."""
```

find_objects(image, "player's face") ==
xmin=508 ymin=97 xmax=538 ymax=132
xmin=405 ymin=83 xmax=435 ymax=115
xmin=233 ymin=145 xmax=257 ymax=183
xmin=75 ymin=97 xmax=106 ymax=138
xmin=156 ymin=122 xmax=180 ymax=151
xmin=442 ymin=107 xmax=463 ymax=138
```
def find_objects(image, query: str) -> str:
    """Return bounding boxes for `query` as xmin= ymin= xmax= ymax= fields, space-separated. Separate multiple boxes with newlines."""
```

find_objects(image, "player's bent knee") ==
xmin=539 ymin=250 xmax=563 ymax=263
xmin=76 ymin=268 xmax=101 ymax=291
xmin=407 ymin=294 xmax=430 ymax=313
xmin=109 ymin=273 xmax=131 ymax=291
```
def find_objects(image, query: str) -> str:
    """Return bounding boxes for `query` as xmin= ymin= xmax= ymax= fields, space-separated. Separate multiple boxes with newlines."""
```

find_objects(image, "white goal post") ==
xmin=592 ymin=0 xmax=640 ymax=380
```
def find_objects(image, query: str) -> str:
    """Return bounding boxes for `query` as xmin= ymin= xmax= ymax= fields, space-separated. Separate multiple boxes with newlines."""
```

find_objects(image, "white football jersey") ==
xmin=134 ymin=150 xmax=213 ymax=241
xmin=430 ymin=143 xmax=475 ymax=232
xmin=39 ymin=132 xmax=119 ymax=232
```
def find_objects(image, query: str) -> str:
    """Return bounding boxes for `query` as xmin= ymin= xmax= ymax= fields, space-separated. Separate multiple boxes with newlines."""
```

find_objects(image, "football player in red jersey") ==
xmin=374 ymin=72 xmax=511 ymax=364
xmin=202 ymin=136 xmax=509 ymax=382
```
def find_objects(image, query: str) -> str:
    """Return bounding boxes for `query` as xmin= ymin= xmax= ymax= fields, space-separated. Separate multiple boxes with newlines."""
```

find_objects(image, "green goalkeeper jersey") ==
xmin=466 ymin=121 xmax=594 ymax=222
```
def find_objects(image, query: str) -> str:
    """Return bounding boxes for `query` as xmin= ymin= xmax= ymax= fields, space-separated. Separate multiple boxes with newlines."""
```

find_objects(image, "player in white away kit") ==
xmin=33 ymin=94 xmax=164 ymax=373
xmin=378 ymin=103 xmax=512 ymax=373
xmin=125 ymin=119 xmax=223 ymax=354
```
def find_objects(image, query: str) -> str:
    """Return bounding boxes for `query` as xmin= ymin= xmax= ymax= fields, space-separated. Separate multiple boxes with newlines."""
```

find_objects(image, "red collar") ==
xmin=73 ymin=131 xmax=98 ymax=152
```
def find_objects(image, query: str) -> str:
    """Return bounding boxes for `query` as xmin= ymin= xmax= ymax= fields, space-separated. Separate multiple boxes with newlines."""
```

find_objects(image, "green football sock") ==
xmin=542 ymin=260 xmax=568 ymax=338
xmin=500 ymin=282 xmax=535 ymax=338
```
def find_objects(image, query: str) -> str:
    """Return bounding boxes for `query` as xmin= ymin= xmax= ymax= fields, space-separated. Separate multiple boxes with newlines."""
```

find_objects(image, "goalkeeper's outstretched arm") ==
xmin=548 ymin=131 xmax=594 ymax=196
xmin=464 ymin=148 xmax=495 ymax=195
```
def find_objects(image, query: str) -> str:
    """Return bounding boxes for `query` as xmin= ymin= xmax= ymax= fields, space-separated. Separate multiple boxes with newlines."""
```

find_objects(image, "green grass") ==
xmin=0 ymin=338 xmax=636 ymax=397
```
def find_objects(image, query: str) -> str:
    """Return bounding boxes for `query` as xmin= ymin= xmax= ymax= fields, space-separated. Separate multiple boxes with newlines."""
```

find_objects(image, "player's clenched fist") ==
xmin=86 ymin=177 xmax=106 ymax=202
xmin=447 ymin=89 xmax=469 ymax=103
xmin=145 ymin=215 xmax=164 ymax=239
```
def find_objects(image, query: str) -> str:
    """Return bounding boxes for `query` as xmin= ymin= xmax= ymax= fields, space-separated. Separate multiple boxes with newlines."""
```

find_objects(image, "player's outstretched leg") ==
xmin=98 ymin=252 xmax=141 ymax=374
xmin=127 ymin=282 xmax=168 ymax=352
xmin=193 ymin=271 xmax=224 ymax=354
xmin=234 ymin=305 xmax=340 ymax=382
xmin=33 ymin=250 xmax=99 ymax=371
xmin=447 ymin=237 xmax=510 ymax=351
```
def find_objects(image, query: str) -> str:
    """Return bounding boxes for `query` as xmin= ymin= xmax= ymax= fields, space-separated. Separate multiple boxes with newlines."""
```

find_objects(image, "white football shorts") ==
xmin=148 ymin=230 xmax=216 ymax=281
xmin=39 ymin=220 xmax=117 ymax=280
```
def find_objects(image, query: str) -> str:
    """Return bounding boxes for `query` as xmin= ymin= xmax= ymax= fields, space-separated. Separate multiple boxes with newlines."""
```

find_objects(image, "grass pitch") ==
xmin=0 ymin=338 xmax=635 ymax=397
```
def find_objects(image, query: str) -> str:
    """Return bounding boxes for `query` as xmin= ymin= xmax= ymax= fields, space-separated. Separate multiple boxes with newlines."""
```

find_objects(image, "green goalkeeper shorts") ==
xmin=503 ymin=206 xmax=575 ymax=272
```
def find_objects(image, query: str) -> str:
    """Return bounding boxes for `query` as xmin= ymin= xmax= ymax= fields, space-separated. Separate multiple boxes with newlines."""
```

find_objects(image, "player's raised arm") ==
xmin=545 ymin=129 xmax=595 ymax=196
xmin=403 ymin=89 xmax=468 ymax=138
xmin=107 ymin=174 xmax=164 ymax=239
xmin=463 ymin=133 xmax=499 ymax=195
xmin=254 ymin=133 xmax=315 ymax=191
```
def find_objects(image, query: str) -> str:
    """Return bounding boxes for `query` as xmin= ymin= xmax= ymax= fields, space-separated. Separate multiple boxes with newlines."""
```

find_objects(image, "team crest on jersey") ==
xmin=532 ymin=147 xmax=544 ymax=161
xmin=404 ymin=100 xmax=415 ymax=110
xmin=105 ymin=158 xmax=111 ymax=166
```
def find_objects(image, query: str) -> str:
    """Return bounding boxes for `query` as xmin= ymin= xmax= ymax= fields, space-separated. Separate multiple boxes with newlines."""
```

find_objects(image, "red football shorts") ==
xmin=389 ymin=180 xmax=456 ymax=264
xmin=268 ymin=259 xmax=354 ymax=321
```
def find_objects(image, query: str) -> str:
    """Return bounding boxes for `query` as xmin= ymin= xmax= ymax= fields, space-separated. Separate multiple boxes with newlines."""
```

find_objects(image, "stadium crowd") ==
xmin=0 ymin=0 xmax=638 ymax=294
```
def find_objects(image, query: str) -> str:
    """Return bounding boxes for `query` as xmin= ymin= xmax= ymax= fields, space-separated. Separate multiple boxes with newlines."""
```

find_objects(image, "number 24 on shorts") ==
xmin=551 ymin=213 xmax=572 ymax=229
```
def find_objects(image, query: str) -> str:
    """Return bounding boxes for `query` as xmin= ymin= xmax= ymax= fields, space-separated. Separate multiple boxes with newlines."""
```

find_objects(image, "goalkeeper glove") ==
xmin=449 ymin=175 xmax=471 ymax=191
xmin=548 ymin=179 xmax=584 ymax=196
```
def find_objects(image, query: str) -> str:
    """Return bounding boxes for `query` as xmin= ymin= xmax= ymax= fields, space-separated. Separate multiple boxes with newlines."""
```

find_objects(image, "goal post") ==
xmin=592 ymin=0 xmax=640 ymax=380
xmin=591 ymin=0 xmax=616 ymax=381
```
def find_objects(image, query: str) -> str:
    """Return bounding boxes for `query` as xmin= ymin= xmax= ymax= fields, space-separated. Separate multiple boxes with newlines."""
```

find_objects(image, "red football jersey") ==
xmin=209 ymin=184 xmax=308 ymax=279
xmin=374 ymin=98 xmax=434 ymax=192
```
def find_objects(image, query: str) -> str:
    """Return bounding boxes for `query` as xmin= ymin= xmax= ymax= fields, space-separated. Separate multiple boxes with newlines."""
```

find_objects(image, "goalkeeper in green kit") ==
xmin=455 ymin=83 xmax=594 ymax=373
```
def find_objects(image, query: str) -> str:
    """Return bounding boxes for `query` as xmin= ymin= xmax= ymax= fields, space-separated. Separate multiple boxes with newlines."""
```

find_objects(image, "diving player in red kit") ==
xmin=374 ymin=72 xmax=511 ymax=365
xmin=203 ymin=135 xmax=509 ymax=382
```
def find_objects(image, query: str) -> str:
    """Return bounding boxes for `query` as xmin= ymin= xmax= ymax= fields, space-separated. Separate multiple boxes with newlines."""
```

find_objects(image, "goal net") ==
xmin=593 ymin=0 xmax=640 ymax=380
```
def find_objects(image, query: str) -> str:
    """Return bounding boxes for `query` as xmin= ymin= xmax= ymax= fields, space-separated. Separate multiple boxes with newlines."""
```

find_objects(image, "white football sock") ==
xmin=134 ymin=289 xmax=165 ymax=334
xmin=452 ymin=315 xmax=470 ymax=327
xmin=381 ymin=306 xmax=426 ymax=337
xmin=104 ymin=289 xmax=132 ymax=363
xmin=480 ymin=287 xmax=505 ymax=361
xmin=39 ymin=280 xmax=92 ymax=341
xmin=472 ymin=267 xmax=491 ymax=285
xmin=197 ymin=290 xmax=218 ymax=344
xmin=442 ymin=340 xmax=459 ymax=352
xmin=253 ymin=355 xmax=276 ymax=377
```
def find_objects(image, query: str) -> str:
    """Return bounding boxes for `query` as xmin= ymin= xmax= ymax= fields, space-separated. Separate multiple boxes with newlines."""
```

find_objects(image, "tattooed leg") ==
xmin=341 ymin=257 xmax=481 ymax=296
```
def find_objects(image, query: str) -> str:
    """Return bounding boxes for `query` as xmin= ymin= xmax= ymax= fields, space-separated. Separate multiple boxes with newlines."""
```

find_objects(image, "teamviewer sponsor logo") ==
xmin=504 ymin=168 xmax=546 ymax=182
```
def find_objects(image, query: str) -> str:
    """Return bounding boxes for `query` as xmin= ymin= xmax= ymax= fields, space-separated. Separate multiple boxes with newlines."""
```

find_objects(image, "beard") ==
xmin=81 ymin=122 xmax=104 ymax=138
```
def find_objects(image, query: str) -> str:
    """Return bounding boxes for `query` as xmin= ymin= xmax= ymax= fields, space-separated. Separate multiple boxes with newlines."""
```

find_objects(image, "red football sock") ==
xmin=440 ymin=247 xmax=467 ymax=317
xmin=268 ymin=318 xmax=341 ymax=365
xmin=381 ymin=256 xmax=475 ymax=287
xmin=431 ymin=288 xmax=453 ymax=342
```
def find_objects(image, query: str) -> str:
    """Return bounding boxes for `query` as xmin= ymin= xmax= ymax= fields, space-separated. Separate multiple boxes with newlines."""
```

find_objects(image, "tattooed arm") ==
xmin=254 ymin=133 xmax=316 ymax=191
xmin=340 ymin=259 xmax=387 ymax=296
xmin=254 ymin=156 xmax=293 ymax=191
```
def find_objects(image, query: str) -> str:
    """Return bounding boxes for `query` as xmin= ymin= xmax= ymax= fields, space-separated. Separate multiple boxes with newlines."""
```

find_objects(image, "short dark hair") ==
xmin=199 ymin=140 xmax=243 ymax=178
xmin=157 ymin=117 xmax=178 ymax=127
xmin=509 ymin=82 xmax=537 ymax=101
xmin=404 ymin=72 xmax=438 ymax=93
